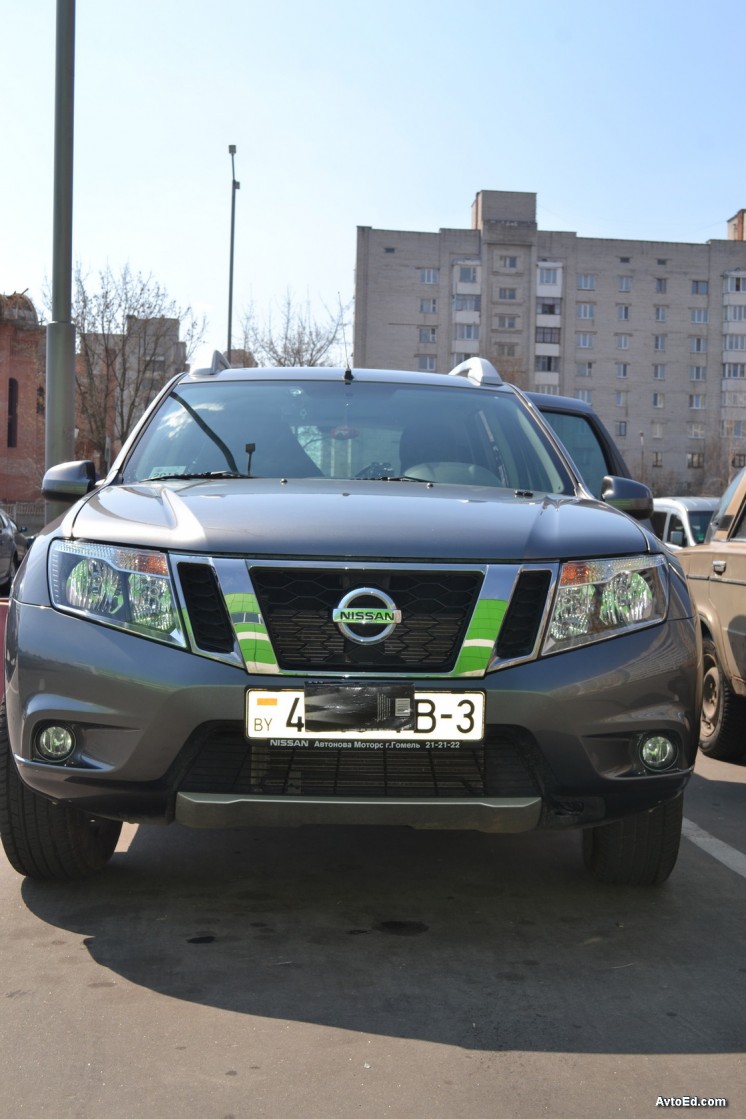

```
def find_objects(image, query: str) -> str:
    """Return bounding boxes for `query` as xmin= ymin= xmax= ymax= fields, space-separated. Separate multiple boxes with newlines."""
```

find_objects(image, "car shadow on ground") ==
xmin=18 ymin=811 xmax=746 ymax=1056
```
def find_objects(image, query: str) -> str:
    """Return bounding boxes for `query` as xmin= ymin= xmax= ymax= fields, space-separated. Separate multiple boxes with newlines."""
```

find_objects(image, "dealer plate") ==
xmin=247 ymin=687 xmax=484 ymax=743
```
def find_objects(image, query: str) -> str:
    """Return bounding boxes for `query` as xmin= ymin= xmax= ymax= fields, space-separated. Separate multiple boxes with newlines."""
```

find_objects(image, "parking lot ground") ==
xmin=1 ymin=769 xmax=745 ymax=1119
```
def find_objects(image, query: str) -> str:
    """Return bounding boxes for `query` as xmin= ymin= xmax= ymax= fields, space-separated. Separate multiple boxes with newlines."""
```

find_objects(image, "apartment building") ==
xmin=354 ymin=190 xmax=746 ymax=494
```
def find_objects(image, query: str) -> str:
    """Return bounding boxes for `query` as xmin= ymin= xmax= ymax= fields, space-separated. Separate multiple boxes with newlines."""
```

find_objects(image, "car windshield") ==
xmin=688 ymin=510 xmax=714 ymax=543
xmin=122 ymin=378 xmax=575 ymax=494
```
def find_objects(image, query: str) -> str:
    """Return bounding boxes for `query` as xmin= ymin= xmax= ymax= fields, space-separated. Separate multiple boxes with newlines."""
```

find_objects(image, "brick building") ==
xmin=0 ymin=293 xmax=46 ymax=504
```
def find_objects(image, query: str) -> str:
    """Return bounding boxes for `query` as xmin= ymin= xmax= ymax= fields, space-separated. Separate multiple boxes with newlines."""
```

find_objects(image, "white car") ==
xmin=651 ymin=496 xmax=719 ymax=550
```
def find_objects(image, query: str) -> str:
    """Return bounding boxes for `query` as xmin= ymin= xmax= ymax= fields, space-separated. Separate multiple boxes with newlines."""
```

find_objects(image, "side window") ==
xmin=651 ymin=511 xmax=668 ymax=538
xmin=538 ymin=411 xmax=609 ymax=497
xmin=730 ymin=504 xmax=746 ymax=541
xmin=667 ymin=515 xmax=686 ymax=547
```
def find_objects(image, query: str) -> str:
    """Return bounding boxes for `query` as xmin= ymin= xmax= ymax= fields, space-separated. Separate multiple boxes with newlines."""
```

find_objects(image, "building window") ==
xmin=615 ymin=391 xmax=626 ymax=406
xmin=654 ymin=335 xmax=667 ymax=352
xmin=724 ymin=334 xmax=746 ymax=351
xmin=420 ymin=268 xmax=439 ymax=284
xmin=575 ymin=361 xmax=593 ymax=377
xmin=724 ymin=363 xmax=746 ymax=378
xmin=655 ymin=278 xmax=667 ymax=294
xmin=652 ymin=392 xmax=665 ymax=408
xmin=455 ymin=323 xmax=479 ymax=341
xmin=688 ymin=423 xmax=706 ymax=439
xmin=690 ymin=336 xmax=708 ymax=353
xmin=535 ymin=355 xmax=559 ymax=371
xmin=652 ymin=451 xmax=663 ymax=468
xmin=497 ymin=315 xmax=518 ymax=329
xmin=616 ymin=363 xmax=629 ymax=378
xmin=577 ymin=303 xmax=595 ymax=319
xmin=689 ymin=394 xmax=705 ymax=409
xmin=724 ymin=305 xmax=746 ymax=322
xmin=497 ymin=343 xmax=518 ymax=357
xmin=453 ymin=294 xmax=481 ymax=312
xmin=616 ymin=334 xmax=630 ymax=349
xmin=733 ymin=453 xmax=746 ymax=468
xmin=690 ymin=308 xmax=709 ymax=324
xmin=7 ymin=377 xmax=18 ymax=448
xmin=651 ymin=422 xmax=663 ymax=438
xmin=657 ymin=259 xmax=668 ymax=266
xmin=724 ymin=274 xmax=746 ymax=293
xmin=577 ymin=274 xmax=596 ymax=290
xmin=539 ymin=267 xmax=558 ymax=285
xmin=498 ymin=287 xmax=517 ymax=300
xmin=619 ymin=257 xmax=631 ymax=264
xmin=691 ymin=280 xmax=709 ymax=295
xmin=618 ymin=276 xmax=632 ymax=292
xmin=575 ymin=389 xmax=592 ymax=403
xmin=419 ymin=298 xmax=437 ymax=314
xmin=689 ymin=366 xmax=706 ymax=381
xmin=614 ymin=421 xmax=628 ymax=437
xmin=687 ymin=452 xmax=704 ymax=469
xmin=417 ymin=355 xmax=436 ymax=371
xmin=654 ymin=306 xmax=667 ymax=322
xmin=384 ymin=247 xmax=396 ymax=254
xmin=458 ymin=265 xmax=478 ymax=284
xmin=617 ymin=305 xmax=630 ymax=321
xmin=576 ymin=332 xmax=593 ymax=349
xmin=653 ymin=364 xmax=667 ymax=380
xmin=418 ymin=327 xmax=436 ymax=344
xmin=537 ymin=298 xmax=560 ymax=315
xmin=499 ymin=255 xmax=518 ymax=269
xmin=536 ymin=327 xmax=560 ymax=344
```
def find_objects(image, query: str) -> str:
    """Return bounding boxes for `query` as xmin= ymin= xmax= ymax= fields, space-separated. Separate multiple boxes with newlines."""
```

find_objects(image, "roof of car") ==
xmin=653 ymin=496 xmax=719 ymax=510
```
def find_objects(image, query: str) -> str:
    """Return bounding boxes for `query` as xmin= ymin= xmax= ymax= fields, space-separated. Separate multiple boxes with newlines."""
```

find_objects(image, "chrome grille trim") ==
xmin=169 ymin=556 xmax=559 ymax=678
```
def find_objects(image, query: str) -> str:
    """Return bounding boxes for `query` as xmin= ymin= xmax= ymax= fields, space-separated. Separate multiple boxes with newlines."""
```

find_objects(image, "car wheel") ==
xmin=0 ymin=701 xmax=122 ymax=880
xmin=699 ymin=637 xmax=745 ymax=760
xmin=581 ymin=795 xmax=683 ymax=886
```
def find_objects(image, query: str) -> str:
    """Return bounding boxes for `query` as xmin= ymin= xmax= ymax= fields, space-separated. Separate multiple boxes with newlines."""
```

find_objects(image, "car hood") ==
xmin=69 ymin=478 xmax=651 ymax=562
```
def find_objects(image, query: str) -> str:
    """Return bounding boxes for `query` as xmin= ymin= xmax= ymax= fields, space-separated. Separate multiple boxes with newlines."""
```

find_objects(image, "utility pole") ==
xmin=227 ymin=145 xmax=240 ymax=363
xmin=45 ymin=0 xmax=77 ymax=521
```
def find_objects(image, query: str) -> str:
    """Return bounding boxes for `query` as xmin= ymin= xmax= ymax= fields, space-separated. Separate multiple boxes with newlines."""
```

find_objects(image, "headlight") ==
xmin=49 ymin=541 xmax=186 ymax=647
xmin=543 ymin=554 xmax=668 ymax=655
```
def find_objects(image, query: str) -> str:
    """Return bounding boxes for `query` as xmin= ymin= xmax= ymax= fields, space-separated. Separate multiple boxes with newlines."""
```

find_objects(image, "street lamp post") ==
xmin=227 ymin=145 xmax=240 ymax=364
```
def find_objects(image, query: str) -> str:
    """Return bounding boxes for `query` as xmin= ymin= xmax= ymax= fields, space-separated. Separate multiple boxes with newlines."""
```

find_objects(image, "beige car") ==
xmin=678 ymin=466 xmax=746 ymax=760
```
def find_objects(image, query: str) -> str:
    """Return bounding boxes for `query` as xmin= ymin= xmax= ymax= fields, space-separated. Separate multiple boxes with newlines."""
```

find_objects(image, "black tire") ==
xmin=699 ymin=636 xmax=745 ymax=761
xmin=0 ymin=701 xmax=122 ymax=880
xmin=581 ymin=795 xmax=683 ymax=886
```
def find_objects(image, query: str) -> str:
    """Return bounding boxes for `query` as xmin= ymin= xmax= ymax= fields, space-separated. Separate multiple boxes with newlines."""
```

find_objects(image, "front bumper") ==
xmin=4 ymin=601 xmax=699 ymax=831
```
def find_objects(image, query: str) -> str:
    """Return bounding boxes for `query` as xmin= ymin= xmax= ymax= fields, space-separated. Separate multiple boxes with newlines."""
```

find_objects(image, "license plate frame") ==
xmin=246 ymin=686 xmax=485 ymax=747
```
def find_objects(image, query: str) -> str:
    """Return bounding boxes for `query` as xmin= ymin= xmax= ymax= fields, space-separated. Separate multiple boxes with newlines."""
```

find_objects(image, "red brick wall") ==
xmin=0 ymin=313 xmax=46 ymax=504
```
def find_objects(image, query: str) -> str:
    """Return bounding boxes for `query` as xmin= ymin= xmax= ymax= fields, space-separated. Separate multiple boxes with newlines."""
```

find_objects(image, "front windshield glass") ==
xmin=122 ymin=378 xmax=574 ymax=495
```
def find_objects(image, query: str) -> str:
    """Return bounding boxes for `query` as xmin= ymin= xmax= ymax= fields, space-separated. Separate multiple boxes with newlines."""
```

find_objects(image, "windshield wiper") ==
xmin=358 ymin=474 xmax=433 ymax=484
xmin=147 ymin=470 xmax=248 ymax=482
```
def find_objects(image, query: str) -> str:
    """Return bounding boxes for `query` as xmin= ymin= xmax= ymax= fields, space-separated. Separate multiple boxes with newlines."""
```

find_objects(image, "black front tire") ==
xmin=699 ymin=637 xmax=745 ymax=761
xmin=581 ymin=795 xmax=683 ymax=886
xmin=0 ymin=701 xmax=122 ymax=880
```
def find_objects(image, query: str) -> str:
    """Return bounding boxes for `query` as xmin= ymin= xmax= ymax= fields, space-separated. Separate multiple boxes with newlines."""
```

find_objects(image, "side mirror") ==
xmin=42 ymin=460 xmax=97 ymax=503
xmin=600 ymin=475 xmax=654 ymax=522
xmin=669 ymin=529 xmax=685 ymax=548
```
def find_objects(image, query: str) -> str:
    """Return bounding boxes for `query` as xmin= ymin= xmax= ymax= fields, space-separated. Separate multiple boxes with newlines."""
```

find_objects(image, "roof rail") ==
xmin=191 ymin=350 xmax=231 ymax=377
xmin=448 ymin=357 xmax=503 ymax=386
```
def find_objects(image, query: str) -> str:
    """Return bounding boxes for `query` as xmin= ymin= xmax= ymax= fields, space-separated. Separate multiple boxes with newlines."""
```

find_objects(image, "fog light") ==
xmin=639 ymin=734 xmax=676 ymax=770
xmin=36 ymin=725 xmax=75 ymax=762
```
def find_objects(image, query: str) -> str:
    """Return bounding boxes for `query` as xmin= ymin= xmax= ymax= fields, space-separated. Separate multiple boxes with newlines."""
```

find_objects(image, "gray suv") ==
xmin=1 ymin=358 xmax=700 ymax=885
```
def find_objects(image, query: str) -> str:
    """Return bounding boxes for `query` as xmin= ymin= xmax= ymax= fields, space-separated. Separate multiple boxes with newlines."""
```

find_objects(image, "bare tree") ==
xmin=71 ymin=265 xmax=206 ymax=469
xmin=239 ymin=292 xmax=349 ymax=368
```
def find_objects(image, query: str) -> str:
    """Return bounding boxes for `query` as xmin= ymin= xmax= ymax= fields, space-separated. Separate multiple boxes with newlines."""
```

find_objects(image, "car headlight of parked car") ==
xmin=49 ymin=540 xmax=186 ymax=647
xmin=543 ymin=554 xmax=668 ymax=655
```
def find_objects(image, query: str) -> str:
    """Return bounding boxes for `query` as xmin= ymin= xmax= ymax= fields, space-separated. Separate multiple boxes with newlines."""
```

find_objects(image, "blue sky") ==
xmin=2 ymin=0 xmax=744 ymax=367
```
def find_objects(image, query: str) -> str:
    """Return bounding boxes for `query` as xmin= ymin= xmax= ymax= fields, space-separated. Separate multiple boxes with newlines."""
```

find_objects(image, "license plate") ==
xmin=247 ymin=687 xmax=484 ymax=744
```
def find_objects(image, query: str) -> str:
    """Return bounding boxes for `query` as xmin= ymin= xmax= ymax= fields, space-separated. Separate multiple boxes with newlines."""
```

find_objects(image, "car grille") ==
xmin=249 ymin=567 xmax=484 ymax=672
xmin=179 ymin=725 xmax=543 ymax=800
